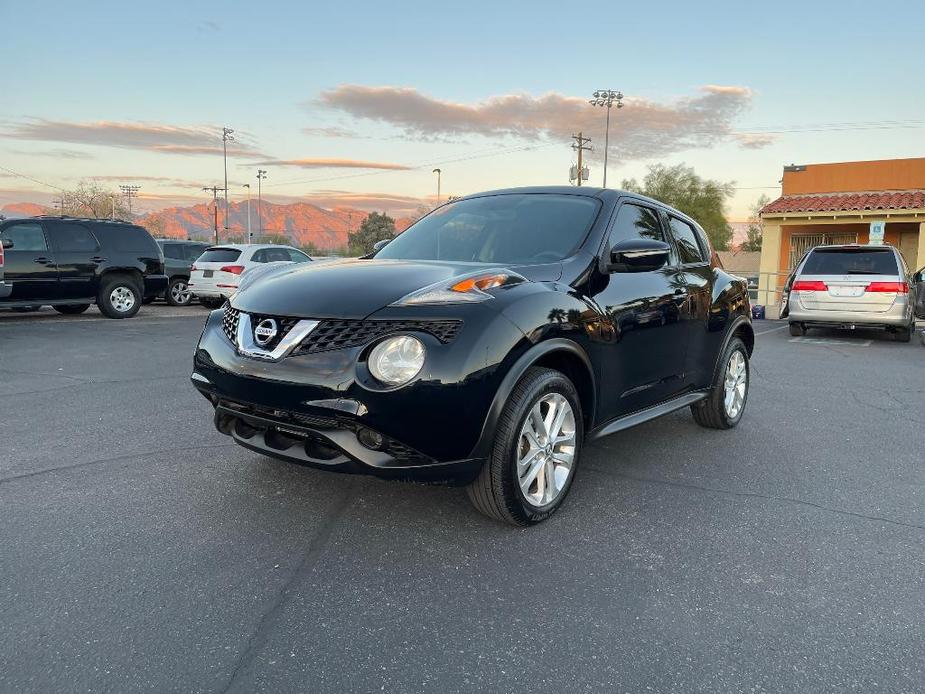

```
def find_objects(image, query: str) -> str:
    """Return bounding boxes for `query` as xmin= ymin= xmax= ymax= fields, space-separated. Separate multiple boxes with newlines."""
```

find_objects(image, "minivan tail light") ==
xmin=791 ymin=280 xmax=828 ymax=292
xmin=220 ymin=265 xmax=245 ymax=275
xmin=865 ymin=281 xmax=908 ymax=294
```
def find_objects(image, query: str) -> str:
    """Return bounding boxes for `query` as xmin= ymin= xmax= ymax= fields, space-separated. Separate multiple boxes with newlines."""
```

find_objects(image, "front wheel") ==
xmin=691 ymin=337 xmax=750 ymax=430
xmin=54 ymin=304 xmax=90 ymax=315
xmin=467 ymin=367 xmax=583 ymax=526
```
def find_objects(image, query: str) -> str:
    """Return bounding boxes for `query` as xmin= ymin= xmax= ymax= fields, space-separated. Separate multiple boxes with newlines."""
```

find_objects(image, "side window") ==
xmin=187 ymin=244 xmax=209 ymax=261
xmin=610 ymin=204 xmax=666 ymax=246
xmin=668 ymin=217 xmax=706 ymax=265
xmin=265 ymin=248 xmax=291 ymax=262
xmin=163 ymin=243 xmax=184 ymax=260
xmin=251 ymin=249 xmax=267 ymax=263
xmin=1 ymin=223 xmax=48 ymax=252
xmin=287 ymin=249 xmax=311 ymax=263
xmin=53 ymin=224 xmax=99 ymax=253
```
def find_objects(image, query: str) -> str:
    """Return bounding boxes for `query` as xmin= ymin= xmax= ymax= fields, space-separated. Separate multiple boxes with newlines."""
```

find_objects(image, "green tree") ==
xmin=740 ymin=194 xmax=770 ymax=252
xmin=622 ymin=164 xmax=735 ymax=250
xmin=348 ymin=211 xmax=396 ymax=255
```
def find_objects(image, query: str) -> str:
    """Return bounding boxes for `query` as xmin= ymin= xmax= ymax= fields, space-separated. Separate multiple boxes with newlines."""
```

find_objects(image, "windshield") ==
xmin=802 ymin=248 xmax=898 ymax=275
xmin=376 ymin=194 xmax=600 ymax=264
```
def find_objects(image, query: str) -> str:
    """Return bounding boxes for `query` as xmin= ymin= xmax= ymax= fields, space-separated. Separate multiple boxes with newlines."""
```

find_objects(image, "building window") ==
xmin=788 ymin=232 xmax=858 ymax=270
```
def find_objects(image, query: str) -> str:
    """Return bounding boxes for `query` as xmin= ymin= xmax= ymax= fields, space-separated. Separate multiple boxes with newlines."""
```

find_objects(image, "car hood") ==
xmin=230 ymin=258 xmax=556 ymax=319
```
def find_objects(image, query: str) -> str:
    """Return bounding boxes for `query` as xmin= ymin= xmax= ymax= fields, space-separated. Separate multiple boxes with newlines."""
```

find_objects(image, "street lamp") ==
xmin=432 ymin=168 xmax=441 ymax=204
xmin=256 ymin=169 xmax=267 ymax=238
xmin=243 ymin=184 xmax=252 ymax=242
xmin=222 ymin=127 xmax=234 ymax=230
xmin=588 ymin=90 xmax=624 ymax=188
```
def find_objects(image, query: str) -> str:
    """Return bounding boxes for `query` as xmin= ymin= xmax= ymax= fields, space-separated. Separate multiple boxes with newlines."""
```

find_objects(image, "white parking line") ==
xmin=788 ymin=337 xmax=872 ymax=347
xmin=755 ymin=324 xmax=788 ymax=335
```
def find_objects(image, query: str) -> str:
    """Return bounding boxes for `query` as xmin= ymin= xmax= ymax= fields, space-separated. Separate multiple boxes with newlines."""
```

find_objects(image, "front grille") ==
xmin=221 ymin=305 xmax=240 ymax=343
xmin=248 ymin=314 xmax=300 ymax=351
xmin=295 ymin=319 xmax=463 ymax=355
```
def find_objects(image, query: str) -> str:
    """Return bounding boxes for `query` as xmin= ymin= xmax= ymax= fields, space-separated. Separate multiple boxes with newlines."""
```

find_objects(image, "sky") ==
xmin=3 ymin=0 xmax=925 ymax=219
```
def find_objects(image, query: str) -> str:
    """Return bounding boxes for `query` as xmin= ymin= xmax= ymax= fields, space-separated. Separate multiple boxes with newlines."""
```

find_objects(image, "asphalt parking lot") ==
xmin=1 ymin=306 xmax=923 ymax=694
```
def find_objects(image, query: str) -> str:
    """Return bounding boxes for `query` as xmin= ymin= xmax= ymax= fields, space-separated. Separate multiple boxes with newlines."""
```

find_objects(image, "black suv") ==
xmin=192 ymin=187 xmax=754 ymax=525
xmin=0 ymin=217 xmax=167 ymax=318
xmin=155 ymin=239 xmax=210 ymax=306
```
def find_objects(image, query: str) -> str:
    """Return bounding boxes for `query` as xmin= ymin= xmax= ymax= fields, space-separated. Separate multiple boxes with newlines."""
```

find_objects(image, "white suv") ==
xmin=189 ymin=244 xmax=312 ymax=308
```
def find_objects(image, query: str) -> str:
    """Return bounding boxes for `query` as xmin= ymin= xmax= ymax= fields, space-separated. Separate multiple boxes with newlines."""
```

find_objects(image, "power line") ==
xmin=119 ymin=185 xmax=141 ymax=216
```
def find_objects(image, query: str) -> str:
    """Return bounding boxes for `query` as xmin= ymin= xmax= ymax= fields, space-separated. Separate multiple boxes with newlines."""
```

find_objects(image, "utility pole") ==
xmin=243 ymin=184 xmax=252 ymax=242
xmin=256 ymin=169 xmax=267 ymax=238
xmin=222 ymin=127 xmax=234 ymax=230
xmin=109 ymin=194 xmax=116 ymax=220
xmin=571 ymin=133 xmax=592 ymax=187
xmin=432 ymin=168 xmax=441 ymax=204
xmin=120 ymin=185 xmax=140 ymax=216
xmin=202 ymin=185 xmax=226 ymax=245
xmin=589 ymin=90 xmax=624 ymax=188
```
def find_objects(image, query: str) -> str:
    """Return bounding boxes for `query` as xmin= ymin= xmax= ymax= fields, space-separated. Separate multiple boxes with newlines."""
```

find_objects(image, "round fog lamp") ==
xmin=357 ymin=427 xmax=385 ymax=450
xmin=368 ymin=335 xmax=425 ymax=386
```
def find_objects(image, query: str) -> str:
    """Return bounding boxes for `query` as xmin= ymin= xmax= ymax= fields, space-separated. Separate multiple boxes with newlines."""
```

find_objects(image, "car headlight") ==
xmin=392 ymin=270 xmax=526 ymax=305
xmin=367 ymin=335 xmax=425 ymax=386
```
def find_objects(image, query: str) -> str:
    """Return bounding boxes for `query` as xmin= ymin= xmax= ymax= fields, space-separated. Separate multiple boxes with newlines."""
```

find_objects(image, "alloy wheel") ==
xmin=517 ymin=393 xmax=576 ymax=507
xmin=170 ymin=281 xmax=191 ymax=305
xmin=110 ymin=286 xmax=136 ymax=313
xmin=723 ymin=350 xmax=747 ymax=419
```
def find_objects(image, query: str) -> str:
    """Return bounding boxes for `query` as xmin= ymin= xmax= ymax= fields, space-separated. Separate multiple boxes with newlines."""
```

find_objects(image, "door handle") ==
xmin=34 ymin=256 xmax=52 ymax=265
xmin=90 ymin=256 xmax=106 ymax=263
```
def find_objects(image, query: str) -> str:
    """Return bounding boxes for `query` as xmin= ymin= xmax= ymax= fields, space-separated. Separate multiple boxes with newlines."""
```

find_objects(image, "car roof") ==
xmin=203 ymin=243 xmax=298 ymax=250
xmin=809 ymin=244 xmax=896 ymax=251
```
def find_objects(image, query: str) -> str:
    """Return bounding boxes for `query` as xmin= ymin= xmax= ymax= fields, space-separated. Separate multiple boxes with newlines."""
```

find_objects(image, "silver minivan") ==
xmin=780 ymin=244 xmax=916 ymax=341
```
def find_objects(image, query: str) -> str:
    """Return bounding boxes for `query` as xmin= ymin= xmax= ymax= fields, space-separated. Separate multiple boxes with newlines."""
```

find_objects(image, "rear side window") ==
xmin=94 ymin=224 xmax=159 ymax=254
xmin=1 ymin=222 xmax=47 ymax=251
xmin=668 ymin=217 xmax=706 ymax=264
xmin=802 ymin=248 xmax=899 ymax=276
xmin=288 ymin=249 xmax=312 ymax=263
xmin=50 ymin=222 xmax=99 ymax=253
xmin=198 ymin=247 xmax=242 ymax=263
xmin=186 ymin=244 xmax=210 ymax=261
xmin=162 ymin=243 xmax=185 ymax=260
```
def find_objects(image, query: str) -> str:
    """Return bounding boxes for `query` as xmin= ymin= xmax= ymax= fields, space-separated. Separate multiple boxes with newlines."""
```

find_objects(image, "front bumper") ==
xmin=191 ymin=304 xmax=524 ymax=482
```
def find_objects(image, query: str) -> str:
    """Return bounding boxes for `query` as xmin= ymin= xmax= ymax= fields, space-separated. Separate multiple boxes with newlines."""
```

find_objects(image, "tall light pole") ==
xmin=256 ymin=169 xmax=267 ymax=238
xmin=119 ymin=184 xmax=140 ymax=216
xmin=243 ymin=184 xmax=252 ymax=242
xmin=222 ymin=127 xmax=234 ymax=231
xmin=432 ymin=168 xmax=441 ymax=205
xmin=589 ymin=90 xmax=624 ymax=188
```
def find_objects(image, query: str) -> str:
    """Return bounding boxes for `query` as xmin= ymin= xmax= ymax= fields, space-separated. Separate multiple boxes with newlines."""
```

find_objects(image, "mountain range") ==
xmin=0 ymin=201 xmax=414 ymax=251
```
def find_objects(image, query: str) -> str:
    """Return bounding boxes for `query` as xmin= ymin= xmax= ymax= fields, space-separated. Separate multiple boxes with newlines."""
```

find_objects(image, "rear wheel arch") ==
xmin=100 ymin=268 xmax=143 ymax=291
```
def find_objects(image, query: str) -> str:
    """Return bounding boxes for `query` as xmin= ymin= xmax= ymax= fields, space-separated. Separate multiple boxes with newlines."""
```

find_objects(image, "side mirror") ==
xmin=606 ymin=238 xmax=671 ymax=273
xmin=1 ymin=238 xmax=12 ymax=250
xmin=372 ymin=238 xmax=391 ymax=253
xmin=913 ymin=269 xmax=924 ymax=284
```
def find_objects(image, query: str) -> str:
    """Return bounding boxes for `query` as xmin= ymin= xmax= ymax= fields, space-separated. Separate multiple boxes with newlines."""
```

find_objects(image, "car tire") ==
xmin=97 ymin=276 xmax=141 ymax=319
xmin=788 ymin=322 xmax=805 ymax=337
xmin=893 ymin=325 xmax=912 ymax=343
xmin=691 ymin=336 xmax=750 ymax=430
xmin=53 ymin=304 xmax=90 ymax=315
xmin=166 ymin=278 xmax=193 ymax=306
xmin=199 ymin=297 xmax=224 ymax=309
xmin=466 ymin=367 xmax=583 ymax=526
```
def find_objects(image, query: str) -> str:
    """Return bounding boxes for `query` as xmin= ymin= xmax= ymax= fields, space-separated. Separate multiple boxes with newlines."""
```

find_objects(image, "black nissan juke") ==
xmin=192 ymin=187 xmax=754 ymax=525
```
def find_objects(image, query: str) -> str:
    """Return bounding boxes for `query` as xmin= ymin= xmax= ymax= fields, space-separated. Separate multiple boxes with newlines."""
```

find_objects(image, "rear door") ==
xmin=45 ymin=220 xmax=101 ymax=299
xmin=795 ymin=247 xmax=904 ymax=314
xmin=665 ymin=214 xmax=714 ymax=388
xmin=0 ymin=221 xmax=58 ymax=301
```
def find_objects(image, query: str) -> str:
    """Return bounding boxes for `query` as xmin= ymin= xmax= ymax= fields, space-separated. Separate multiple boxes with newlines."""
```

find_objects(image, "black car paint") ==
xmin=0 ymin=217 xmax=167 ymax=306
xmin=192 ymin=187 xmax=753 ymax=481
xmin=157 ymin=239 xmax=210 ymax=283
